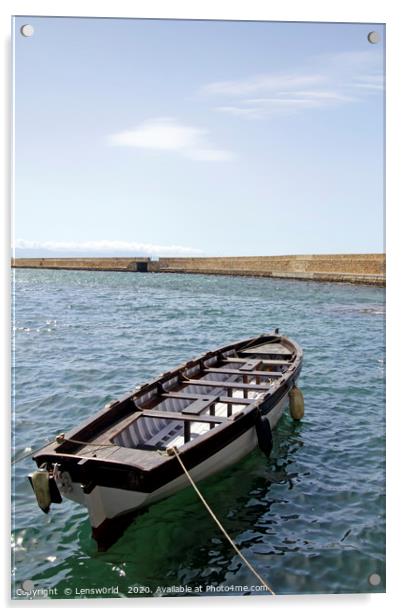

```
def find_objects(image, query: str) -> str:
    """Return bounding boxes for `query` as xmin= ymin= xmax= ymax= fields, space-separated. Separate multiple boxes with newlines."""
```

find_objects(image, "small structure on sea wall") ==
xmin=11 ymin=254 xmax=385 ymax=286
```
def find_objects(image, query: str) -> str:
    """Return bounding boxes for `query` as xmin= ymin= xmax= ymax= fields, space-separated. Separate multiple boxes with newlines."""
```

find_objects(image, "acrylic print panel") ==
xmin=12 ymin=16 xmax=385 ymax=599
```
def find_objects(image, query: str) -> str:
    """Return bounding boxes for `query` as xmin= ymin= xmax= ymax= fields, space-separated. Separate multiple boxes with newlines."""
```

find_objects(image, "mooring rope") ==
xmin=12 ymin=439 xmax=58 ymax=465
xmin=56 ymin=434 xmax=119 ymax=448
xmin=15 ymin=434 xmax=274 ymax=593
xmin=12 ymin=434 xmax=119 ymax=465
xmin=166 ymin=445 xmax=275 ymax=596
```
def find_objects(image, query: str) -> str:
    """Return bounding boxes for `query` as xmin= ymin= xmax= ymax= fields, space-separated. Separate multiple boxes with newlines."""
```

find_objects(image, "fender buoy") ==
xmin=30 ymin=468 xmax=51 ymax=513
xmin=289 ymin=386 xmax=304 ymax=420
xmin=255 ymin=414 xmax=273 ymax=457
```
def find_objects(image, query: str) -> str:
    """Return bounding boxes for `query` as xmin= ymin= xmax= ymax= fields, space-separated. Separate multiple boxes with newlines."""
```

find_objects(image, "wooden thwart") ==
xmin=184 ymin=379 xmax=271 ymax=391
xmin=180 ymin=397 xmax=218 ymax=416
xmin=223 ymin=358 xmax=291 ymax=366
xmin=240 ymin=342 xmax=292 ymax=356
xmin=142 ymin=410 xmax=226 ymax=424
xmin=238 ymin=360 xmax=260 ymax=371
xmin=205 ymin=367 xmax=281 ymax=378
xmin=162 ymin=392 xmax=253 ymax=405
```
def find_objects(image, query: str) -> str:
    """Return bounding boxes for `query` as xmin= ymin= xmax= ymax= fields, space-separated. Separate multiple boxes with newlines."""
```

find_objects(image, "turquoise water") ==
xmin=11 ymin=269 xmax=385 ymax=598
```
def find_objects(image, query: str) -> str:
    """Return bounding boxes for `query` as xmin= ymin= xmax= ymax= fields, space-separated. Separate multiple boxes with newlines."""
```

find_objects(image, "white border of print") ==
xmin=1 ymin=1 xmax=400 ymax=614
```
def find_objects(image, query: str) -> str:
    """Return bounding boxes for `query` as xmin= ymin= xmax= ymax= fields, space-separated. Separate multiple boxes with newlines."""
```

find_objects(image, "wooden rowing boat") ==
xmin=29 ymin=332 xmax=303 ymax=550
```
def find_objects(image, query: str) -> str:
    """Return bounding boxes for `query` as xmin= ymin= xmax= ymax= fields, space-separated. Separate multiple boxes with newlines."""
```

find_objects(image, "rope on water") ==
xmin=166 ymin=445 xmax=276 ymax=596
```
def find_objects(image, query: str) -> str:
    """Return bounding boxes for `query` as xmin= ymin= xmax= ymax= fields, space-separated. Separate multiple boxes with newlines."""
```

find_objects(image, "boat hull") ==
xmin=55 ymin=391 xmax=290 ymax=548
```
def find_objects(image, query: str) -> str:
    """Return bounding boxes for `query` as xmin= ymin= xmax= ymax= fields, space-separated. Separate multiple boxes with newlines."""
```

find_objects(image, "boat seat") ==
xmin=180 ymin=396 xmax=219 ymax=415
xmin=237 ymin=359 xmax=260 ymax=371
xmin=222 ymin=358 xmax=291 ymax=366
xmin=239 ymin=342 xmax=292 ymax=357
xmin=142 ymin=410 xmax=227 ymax=424
xmin=204 ymin=368 xmax=282 ymax=378
xmin=162 ymin=392 xmax=255 ymax=406
xmin=184 ymin=379 xmax=271 ymax=391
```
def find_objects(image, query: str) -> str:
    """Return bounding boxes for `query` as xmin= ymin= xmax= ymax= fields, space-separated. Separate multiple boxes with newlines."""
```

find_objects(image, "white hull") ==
xmin=55 ymin=393 xmax=290 ymax=536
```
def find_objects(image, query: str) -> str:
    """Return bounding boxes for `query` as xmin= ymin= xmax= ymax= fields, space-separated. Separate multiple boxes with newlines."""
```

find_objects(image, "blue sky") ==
xmin=13 ymin=17 xmax=385 ymax=257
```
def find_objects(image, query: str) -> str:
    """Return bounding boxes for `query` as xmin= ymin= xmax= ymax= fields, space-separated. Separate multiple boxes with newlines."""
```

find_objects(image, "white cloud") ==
xmin=203 ymin=74 xmax=325 ymax=97
xmin=14 ymin=239 xmax=203 ymax=257
xmin=351 ymin=74 xmax=384 ymax=91
xmin=202 ymin=50 xmax=383 ymax=118
xmin=108 ymin=118 xmax=234 ymax=161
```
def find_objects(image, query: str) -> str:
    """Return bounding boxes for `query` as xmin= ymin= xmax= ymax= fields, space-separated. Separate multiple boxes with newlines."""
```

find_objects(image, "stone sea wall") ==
xmin=12 ymin=254 xmax=385 ymax=285
xmin=11 ymin=257 xmax=150 ymax=271
xmin=157 ymin=254 xmax=385 ymax=285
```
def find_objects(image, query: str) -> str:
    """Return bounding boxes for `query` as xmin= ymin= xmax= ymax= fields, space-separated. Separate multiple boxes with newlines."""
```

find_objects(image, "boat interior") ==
xmin=50 ymin=338 xmax=297 ymax=464
xmin=80 ymin=339 xmax=295 ymax=453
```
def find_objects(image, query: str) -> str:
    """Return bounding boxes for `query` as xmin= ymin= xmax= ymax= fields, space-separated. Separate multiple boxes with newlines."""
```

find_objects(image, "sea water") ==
xmin=11 ymin=269 xmax=385 ymax=597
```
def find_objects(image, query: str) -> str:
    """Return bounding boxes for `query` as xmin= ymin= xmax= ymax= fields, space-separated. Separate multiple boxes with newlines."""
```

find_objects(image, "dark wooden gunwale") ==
xmin=33 ymin=334 xmax=303 ymax=493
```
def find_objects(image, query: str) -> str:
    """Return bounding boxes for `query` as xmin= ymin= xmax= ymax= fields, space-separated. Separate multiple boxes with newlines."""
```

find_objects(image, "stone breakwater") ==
xmin=11 ymin=254 xmax=385 ymax=286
